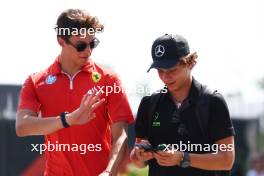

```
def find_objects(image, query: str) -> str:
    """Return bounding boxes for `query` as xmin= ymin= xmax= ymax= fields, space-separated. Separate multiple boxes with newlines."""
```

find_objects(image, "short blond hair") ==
xmin=178 ymin=52 xmax=198 ymax=67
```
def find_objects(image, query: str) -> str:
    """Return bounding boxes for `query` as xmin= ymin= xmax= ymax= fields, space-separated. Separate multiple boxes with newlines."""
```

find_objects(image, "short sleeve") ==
xmin=208 ymin=93 xmax=235 ymax=142
xmin=135 ymin=96 xmax=150 ymax=139
xmin=17 ymin=75 xmax=41 ymax=113
xmin=105 ymin=73 xmax=134 ymax=124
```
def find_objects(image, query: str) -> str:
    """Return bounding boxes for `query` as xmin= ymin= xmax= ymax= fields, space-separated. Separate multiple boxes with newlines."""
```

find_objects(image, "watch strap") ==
xmin=60 ymin=112 xmax=70 ymax=128
xmin=180 ymin=152 xmax=190 ymax=168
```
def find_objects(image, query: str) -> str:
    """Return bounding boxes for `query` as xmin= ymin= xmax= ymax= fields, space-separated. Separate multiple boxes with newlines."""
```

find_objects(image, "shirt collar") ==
xmin=48 ymin=55 xmax=95 ymax=75
xmin=164 ymin=77 xmax=202 ymax=105
xmin=186 ymin=77 xmax=203 ymax=104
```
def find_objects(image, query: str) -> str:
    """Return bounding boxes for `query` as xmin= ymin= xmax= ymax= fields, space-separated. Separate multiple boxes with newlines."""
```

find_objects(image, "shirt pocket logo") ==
xmin=45 ymin=75 xmax=57 ymax=85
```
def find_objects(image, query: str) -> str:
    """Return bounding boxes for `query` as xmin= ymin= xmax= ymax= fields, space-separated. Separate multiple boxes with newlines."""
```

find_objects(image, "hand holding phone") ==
xmin=153 ymin=144 xmax=167 ymax=152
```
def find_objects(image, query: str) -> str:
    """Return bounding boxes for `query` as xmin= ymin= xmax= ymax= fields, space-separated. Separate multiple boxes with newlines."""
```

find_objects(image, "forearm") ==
xmin=105 ymin=130 xmax=127 ymax=174
xmin=16 ymin=92 xmax=105 ymax=137
xmin=16 ymin=112 xmax=64 ymax=136
xmin=189 ymin=151 xmax=234 ymax=170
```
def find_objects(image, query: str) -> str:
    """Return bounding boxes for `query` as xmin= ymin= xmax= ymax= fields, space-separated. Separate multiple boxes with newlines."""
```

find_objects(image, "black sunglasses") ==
xmin=66 ymin=38 xmax=100 ymax=52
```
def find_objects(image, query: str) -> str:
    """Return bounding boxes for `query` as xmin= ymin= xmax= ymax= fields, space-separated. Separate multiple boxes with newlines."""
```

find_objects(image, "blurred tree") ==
xmin=257 ymin=77 xmax=264 ymax=153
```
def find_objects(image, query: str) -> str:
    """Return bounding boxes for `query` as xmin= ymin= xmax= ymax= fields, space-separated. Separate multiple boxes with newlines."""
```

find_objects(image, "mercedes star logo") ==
xmin=155 ymin=45 xmax=165 ymax=57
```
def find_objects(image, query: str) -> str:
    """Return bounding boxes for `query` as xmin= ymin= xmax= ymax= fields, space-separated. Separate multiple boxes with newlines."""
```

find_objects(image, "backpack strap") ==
xmin=195 ymin=86 xmax=231 ymax=176
xmin=147 ymin=92 xmax=162 ymax=139
xmin=195 ymin=85 xmax=217 ymax=142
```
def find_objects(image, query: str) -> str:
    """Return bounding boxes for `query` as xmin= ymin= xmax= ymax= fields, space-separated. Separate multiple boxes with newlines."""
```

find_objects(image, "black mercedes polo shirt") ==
xmin=135 ymin=78 xmax=235 ymax=176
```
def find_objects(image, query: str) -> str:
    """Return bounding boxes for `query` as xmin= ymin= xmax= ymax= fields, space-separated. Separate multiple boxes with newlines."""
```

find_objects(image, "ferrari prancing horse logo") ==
xmin=91 ymin=71 xmax=101 ymax=83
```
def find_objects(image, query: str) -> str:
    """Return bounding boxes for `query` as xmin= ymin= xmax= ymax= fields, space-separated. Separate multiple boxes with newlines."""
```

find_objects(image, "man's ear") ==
xmin=192 ymin=52 xmax=198 ymax=60
xmin=57 ymin=37 xmax=65 ymax=46
xmin=189 ymin=52 xmax=198 ymax=69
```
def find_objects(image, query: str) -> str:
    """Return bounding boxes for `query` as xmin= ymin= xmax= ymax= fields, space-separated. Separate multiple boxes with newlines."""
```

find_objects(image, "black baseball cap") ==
xmin=147 ymin=34 xmax=190 ymax=72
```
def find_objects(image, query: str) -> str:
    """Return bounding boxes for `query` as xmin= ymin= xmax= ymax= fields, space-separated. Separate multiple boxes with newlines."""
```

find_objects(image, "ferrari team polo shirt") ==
xmin=18 ymin=56 xmax=134 ymax=176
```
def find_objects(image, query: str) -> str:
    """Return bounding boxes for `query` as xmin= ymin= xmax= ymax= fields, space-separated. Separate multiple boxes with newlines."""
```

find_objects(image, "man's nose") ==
xmin=162 ymin=72 xmax=171 ymax=81
xmin=83 ymin=45 xmax=92 ymax=55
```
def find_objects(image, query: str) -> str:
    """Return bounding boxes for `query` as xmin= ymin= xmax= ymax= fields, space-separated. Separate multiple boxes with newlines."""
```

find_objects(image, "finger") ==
xmin=153 ymin=153 xmax=169 ymax=163
xmin=156 ymin=159 xmax=164 ymax=165
xmin=140 ymin=154 xmax=153 ymax=162
xmin=153 ymin=152 xmax=159 ymax=159
xmin=140 ymin=140 xmax=151 ymax=145
xmin=84 ymin=92 xmax=97 ymax=106
xmin=138 ymin=148 xmax=147 ymax=152
xmin=84 ymin=93 xmax=101 ymax=109
xmin=141 ymin=155 xmax=152 ymax=161
xmin=137 ymin=150 xmax=151 ymax=158
xmin=87 ymin=114 xmax=96 ymax=122
xmin=156 ymin=151 xmax=171 ymax=157
xmin=153 ymin=152 xmax=163 ymax=158
xmin=142 ymin=156 xmax=153 ymax=162
xmin=135 ymin=148 xmax=146 ymax=154
xmin=156 ymin=158 xmax=165 ymax=166
xmin=80 ymin=92 xmax=90 ymax=106
xmin=86 ymin=89 xmax=95 ymax=95
xmin=136 ymin=150 xmax=144 ymax=160
xmin=141 ymin=152 xmax=153 ymax=158
xmin=135 ymin=148 xmax=145 ymax=159
xmin=90 ymin=98 xmax=105 ymax=112
xmin=156 ymin=155 xmax=170 ymax=164
xmin=157 ymin=160 xmax=170 ymax=166
xmin=81 ymin=92 xmax=95 ymax=108
xmin=89 ymin=113 xmax=96 ymax=119
xmin=95 ymin=90 xmax=102 ymax=96
xmin=135 ymin=146 xmax=142 ymax=151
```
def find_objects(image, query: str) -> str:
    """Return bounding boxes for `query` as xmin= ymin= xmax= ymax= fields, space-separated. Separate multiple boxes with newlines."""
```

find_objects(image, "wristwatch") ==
xmin=60 ymin=112 xmax=70 ymax=128
xmin=179 ymin=152 xmax=190 ymax=168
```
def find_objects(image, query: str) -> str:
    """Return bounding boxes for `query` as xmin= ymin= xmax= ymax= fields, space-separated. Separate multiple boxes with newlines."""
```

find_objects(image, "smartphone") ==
xmin=135 ymin=143 xmax=153 ymax=152
xmin=152 ymin=144 xmax=168 ymax=152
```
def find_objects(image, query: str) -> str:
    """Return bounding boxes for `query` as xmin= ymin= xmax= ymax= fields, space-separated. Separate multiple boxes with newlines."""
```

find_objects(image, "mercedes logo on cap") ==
xmin=155 ymin=45 xmax=165 ymax=57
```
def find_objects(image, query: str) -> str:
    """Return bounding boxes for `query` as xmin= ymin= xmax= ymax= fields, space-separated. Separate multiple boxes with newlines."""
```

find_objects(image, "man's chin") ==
xmin=79 ymin=56 xmax=89 ymax=60
xmin=166 ymin=82 xmax=176 ymax=89
xmin=167 ymin=85 xmax=180 ymax=93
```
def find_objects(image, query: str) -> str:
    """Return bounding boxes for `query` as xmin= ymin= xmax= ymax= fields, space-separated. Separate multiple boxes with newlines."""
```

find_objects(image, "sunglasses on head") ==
xmin=66 ymin=38 xmax=100 ymax=52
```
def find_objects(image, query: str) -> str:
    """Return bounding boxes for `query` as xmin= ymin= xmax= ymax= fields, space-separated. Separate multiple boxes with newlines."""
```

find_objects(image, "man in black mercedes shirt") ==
xmin=130 ymin=34 xmax=235 ymax=176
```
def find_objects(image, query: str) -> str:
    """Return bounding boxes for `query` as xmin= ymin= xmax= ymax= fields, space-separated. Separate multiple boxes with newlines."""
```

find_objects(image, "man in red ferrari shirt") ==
xmin=16 ymin=9 xmax=134 ymax=176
